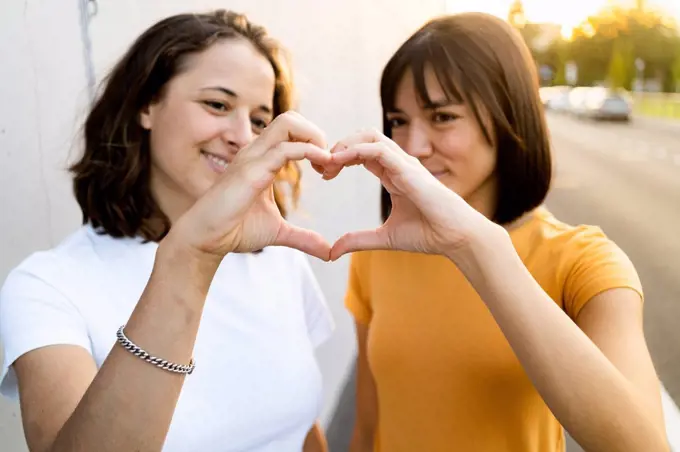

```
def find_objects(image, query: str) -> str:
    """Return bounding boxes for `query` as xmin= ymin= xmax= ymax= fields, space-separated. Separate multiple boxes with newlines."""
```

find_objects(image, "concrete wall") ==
xmin=0 ymin=1 xmax=447 ymax=449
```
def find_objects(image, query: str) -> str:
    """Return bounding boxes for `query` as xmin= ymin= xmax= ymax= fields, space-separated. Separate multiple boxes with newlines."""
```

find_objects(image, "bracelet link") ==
xmin=116 ymin=325 xmax=195 ymax=375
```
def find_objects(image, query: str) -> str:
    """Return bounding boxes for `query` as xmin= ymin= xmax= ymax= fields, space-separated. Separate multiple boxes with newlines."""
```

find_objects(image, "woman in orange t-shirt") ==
xmin=323 ymin=12 xmax=669 ymax=452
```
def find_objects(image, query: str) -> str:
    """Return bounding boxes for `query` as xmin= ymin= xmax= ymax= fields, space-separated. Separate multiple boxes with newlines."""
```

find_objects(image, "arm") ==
xmin=349 ymin=322 xmax=378 ymax=452
xmin=303 ymin=422 xmax=329 ymax=452
xmin=14 ymin=241 xmax=219 ymax=452
xmin=452 ymin=231 xmax=668 ymax=452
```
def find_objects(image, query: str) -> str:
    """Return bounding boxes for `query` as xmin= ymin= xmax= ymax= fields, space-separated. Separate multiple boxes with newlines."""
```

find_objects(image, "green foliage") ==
xmin=608 ymin=44 xmax=628 ymax=89
xmin=511 ymin=4 xmax=680 ymax=92
xmin=673 ymin=55 xmax=680 ymax=91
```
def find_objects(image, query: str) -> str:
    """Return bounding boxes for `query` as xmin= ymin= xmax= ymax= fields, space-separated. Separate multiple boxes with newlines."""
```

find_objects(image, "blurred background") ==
xmin=1 ymin=0 xmax=679 ymax=451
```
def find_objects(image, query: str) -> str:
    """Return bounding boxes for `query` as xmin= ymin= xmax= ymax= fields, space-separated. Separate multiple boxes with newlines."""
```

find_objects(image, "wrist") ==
xmin=444 ymin=219 xmax=515 ymax=277
xmin=156 ymin=231 xmax=223 ymax=291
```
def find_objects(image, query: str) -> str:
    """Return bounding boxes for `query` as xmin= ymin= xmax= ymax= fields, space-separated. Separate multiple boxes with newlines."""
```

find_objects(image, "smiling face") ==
xmin=379 ymin=13 xmax=553 ymax=225
xmin=139 ymin=38 xmax=276 ymax=223
xmin=387 ymin=66 xmax=498 ymax=217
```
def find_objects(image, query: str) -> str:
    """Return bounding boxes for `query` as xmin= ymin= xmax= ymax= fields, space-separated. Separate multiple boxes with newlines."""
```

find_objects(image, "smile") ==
xmin=428 ymin=170 xmax=449 ymax=179
xmin=201 ymin=150 xmax=228 ymax=173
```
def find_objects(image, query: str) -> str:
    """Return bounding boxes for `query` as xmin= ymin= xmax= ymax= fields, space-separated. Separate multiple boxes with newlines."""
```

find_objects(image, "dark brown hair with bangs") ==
xmin=379 ymin=12 xmax=552 ymax=225
xmin=70 ymin=10 xmax=299 ymax=242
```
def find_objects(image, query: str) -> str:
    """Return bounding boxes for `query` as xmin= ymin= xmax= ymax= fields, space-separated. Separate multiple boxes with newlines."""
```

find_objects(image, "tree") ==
xmin=507 ymin=0 xmax=527 ymax=29
xmin=568 ymin=5 xmax=679 ymax=90
xmin=507 ymin=0 xmax=541 ymax=49
xmin=672 ymin=55 xmax=680 ymax=92
xmin=608 ymin=44 xmax=629 ymax=89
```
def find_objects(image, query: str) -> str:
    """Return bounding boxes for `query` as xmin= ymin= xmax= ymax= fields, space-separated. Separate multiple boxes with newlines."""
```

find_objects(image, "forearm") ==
xmin=303 ymin=422 xmax=328 ymax=452
xmin=349 ymin=427 xmax=375 ymax=452
xmin=50 ymin=239 xmax=220 ymax=452
xmin=450 ymin=230 xmax=668 ymax=452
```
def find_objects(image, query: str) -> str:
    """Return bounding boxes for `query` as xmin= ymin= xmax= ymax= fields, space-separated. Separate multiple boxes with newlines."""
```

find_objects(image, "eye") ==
xmin=432 ymin=112 xmax=460 ymax=123
xmin=203 ymin=101 xmax=229 ymax=112
xmin=251 ymin=117 xmax=269 ymax=131
xmin=387 ymin=117 xmax=407 ymax=129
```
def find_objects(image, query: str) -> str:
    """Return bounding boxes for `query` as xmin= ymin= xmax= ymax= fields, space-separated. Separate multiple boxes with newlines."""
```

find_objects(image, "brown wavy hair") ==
xmin=380 ymin=13 xmax=552 ymax=225
xmin=70 ymin=10 xmax=300 ymax=242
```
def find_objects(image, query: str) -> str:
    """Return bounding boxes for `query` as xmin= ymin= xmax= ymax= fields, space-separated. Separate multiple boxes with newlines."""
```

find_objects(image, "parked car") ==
xmin=539 ymin=85 xmax=571 ymax=110
xmin=547 ymin=87 xmax=573 ymax=112
xmin=582 ymin=87 xmax=632 ymax=122
xmin=567 ymin=86 xmax=593 ymax=117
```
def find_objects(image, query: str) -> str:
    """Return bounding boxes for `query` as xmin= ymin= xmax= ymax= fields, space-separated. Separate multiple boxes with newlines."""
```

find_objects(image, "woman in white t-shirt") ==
xmin=0 ymin=10 xmax=336 ymax=452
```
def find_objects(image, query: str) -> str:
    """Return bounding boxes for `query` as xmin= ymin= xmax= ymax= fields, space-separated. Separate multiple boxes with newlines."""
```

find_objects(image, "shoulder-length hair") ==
xmin=379 ymin=13 xmax=552 ymax=225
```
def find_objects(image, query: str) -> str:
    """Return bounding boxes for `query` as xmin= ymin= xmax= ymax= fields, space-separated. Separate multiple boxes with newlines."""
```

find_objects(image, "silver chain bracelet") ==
xmin=116 ymin=325 xmax=195 ymax=375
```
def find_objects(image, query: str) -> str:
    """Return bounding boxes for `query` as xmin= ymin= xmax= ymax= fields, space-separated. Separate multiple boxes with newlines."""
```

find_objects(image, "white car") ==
xmin=582 ymin=87 xmax=632 ymax=122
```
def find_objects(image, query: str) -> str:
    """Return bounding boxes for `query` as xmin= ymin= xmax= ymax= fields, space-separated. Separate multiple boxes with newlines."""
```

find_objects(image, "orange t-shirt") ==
xmin=344 ymin=207 xmax=643 ymax=452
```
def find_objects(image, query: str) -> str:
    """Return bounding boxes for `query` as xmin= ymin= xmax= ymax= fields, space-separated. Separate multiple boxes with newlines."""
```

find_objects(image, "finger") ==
xmin=251 ymin=111 xmax=327 ymax=158
xmin=231 ymin=142 xmax=330 ymax=197
xmin=330 ymin=227 xmax=390 ymax=261
xmin=322 ymin=140 xmax=371 ymax=180
xmin=275 ymin=223 xmax=332 ymax=261
xmin=263 ymin=142 xmax=331 ymax=175
xmin=322 ymin=157 xmax=364 ymax=181
xmin=333 ymin=128 xmax=383 ymax=150
xmin=332 ymin=142 xmax=407 ymax=176
xmin=311 ymin=162 xmax=326 ymax=175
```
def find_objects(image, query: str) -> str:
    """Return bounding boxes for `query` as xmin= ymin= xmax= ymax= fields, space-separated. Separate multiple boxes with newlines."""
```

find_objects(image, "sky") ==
xmin=446 ymin=0 xmax=680 ymax=38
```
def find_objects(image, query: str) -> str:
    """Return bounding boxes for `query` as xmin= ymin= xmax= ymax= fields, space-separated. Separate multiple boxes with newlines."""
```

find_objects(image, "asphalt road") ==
xmin=326 ymin=112 xmax=680 ymax=451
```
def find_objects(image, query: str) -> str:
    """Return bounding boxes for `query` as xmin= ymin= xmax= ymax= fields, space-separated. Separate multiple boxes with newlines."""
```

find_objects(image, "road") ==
xmin=326 ymin=112 xmax=680 ymax=451
xmin=0 ymin=113 xmax=679 ymax=451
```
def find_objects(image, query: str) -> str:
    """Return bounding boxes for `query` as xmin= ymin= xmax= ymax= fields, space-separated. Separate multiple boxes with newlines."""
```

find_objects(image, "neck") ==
xmin=465 ymin=177 xmax=536 ymax=233
xmin=149 ymin=174 xmax=195 ymax=228
xmin=464 ymin=175 xmax=497 ymax=222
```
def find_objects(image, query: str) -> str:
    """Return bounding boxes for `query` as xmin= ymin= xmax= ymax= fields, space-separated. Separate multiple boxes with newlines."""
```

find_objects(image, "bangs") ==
xmin=379 ymin=29 xmax=493 ymax=145
xmin=381 ymin=32 xmax=469 ymax=112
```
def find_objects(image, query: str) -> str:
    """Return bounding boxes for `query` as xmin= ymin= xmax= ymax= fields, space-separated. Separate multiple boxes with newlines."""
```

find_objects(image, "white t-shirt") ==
xmin=0 ymin=224 xmax=334 ymax=452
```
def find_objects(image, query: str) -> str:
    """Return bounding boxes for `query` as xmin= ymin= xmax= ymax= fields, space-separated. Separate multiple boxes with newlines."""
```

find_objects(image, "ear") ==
xmin=139 ymin=104 xmax=154 ymax=130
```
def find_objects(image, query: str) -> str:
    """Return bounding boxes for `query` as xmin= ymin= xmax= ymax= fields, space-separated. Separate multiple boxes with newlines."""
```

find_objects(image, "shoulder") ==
xmin=0 ymin=227 xmax=102 ymax=398
xmin=529 ymin=207 xmax=625 ymax=259
xmin=0 ymin=224 xmax=135 ymax=311
xmin=528 ymin=208 xmax=641 ymax=316
xmin=2 ymin=227 xmax=93 ymax=293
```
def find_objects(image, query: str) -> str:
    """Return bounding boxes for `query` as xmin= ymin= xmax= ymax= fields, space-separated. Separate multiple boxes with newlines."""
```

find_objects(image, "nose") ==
xmin=222 ymin=110 xmax=254 ymax=151
xmin=403 ymin=119 xmax=433 ymax=159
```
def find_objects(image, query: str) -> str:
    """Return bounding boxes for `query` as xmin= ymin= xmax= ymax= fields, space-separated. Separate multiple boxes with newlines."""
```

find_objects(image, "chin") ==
xmin=187 ymin=176 xmax=218 ymax=201
xmin=438 ymin=175 xmax=458 ymax=193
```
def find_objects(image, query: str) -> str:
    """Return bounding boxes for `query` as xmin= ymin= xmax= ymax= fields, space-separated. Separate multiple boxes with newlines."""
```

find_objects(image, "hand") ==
xmin=169 ymin=111 xmax=334 ymax=261
xmin=323 ymin=129 xmax=497 ymax=261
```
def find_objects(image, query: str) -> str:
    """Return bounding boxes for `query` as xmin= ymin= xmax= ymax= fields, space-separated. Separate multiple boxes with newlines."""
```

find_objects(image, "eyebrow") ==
xmin=201 ymin=86 xmax=272 ymax=114
xmin=386 ymin=99 xmax=459 ymax=114
xmin=422 ymin=99 xmax=460 ymax=109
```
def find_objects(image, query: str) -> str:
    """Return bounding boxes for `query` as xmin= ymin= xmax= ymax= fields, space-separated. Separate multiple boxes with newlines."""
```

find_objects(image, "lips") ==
xmin=201 ymin=150 xmax=229 ymax=173
xmin=428 ymin=169 xmax=449 ymax=179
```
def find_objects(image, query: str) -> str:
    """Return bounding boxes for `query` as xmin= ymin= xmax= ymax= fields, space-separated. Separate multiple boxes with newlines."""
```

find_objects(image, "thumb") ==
xmin=330 ymin=226 xmax=390 ymax=261
xmin=274 ymin=223 xmax=332 ymax=261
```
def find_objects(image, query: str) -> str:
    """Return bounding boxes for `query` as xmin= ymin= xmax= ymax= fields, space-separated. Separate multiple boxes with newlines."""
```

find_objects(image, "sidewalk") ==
xmin=633 ymin=114 xmax=680 ymax=134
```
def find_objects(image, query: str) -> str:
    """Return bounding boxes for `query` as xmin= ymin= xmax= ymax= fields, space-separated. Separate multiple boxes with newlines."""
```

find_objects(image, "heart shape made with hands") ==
xmin=275 ymin=129 xmax=485 ymax=264
xmin=181 ymin=113 xmax=485 ymax=265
